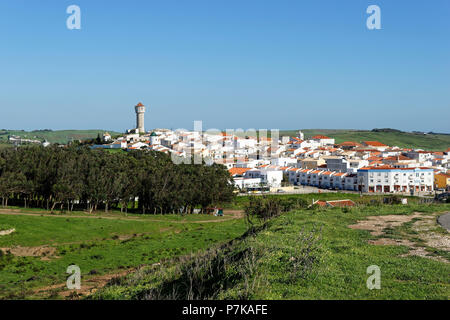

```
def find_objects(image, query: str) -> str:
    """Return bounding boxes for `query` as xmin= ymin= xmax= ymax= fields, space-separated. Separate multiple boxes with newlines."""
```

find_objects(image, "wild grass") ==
xmin=0 ymin=213 xmax=246 ymax=299
xmin=277 ymin=129 xmax=450 ymax=151
xmin=93 ymin=202 xmax=450 ymax=300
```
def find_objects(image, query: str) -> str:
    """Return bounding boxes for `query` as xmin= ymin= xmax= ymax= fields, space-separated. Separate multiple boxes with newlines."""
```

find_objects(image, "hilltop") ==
xmin=279 ymin=129 xmax=450 ymax=151
xmin=0 ymin=129 xmax=122 ymax=145
xmin=1 ymin=128 xmax=449 ymax=151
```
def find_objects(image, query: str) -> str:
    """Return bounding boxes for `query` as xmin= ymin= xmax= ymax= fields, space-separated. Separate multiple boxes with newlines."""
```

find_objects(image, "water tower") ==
xmin=135 ymin=102 xmax=146 ymax=133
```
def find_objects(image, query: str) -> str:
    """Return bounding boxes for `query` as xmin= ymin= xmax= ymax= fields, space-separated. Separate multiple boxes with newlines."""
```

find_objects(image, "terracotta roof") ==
xmin=363 ymin=141 xmax=388 ymax=147
xmin=312 ymin=135 xmax=332 ymax=140
xmin=327 ymin=200 xmax=356 ymax=207
xmin=435 ymin=173 xmax=450 ymax=178
xmin=338 ymin=141 xmax=362 ymax=147
xmin=314 ymin=199 xmax=355 ymax=208
xmin=384 ymin=155 xmax=413 ymax=161
xmin=359 ymin=166 xmax=433 ymax=171
xmin=228 ymin=168 xmax=251 ymax=176
xmin=314 ymin=200 xmax=328 ymax=207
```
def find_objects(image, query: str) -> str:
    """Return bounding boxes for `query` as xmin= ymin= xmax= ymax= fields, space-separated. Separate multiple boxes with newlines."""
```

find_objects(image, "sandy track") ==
xmin=0 ymin=208 xmax=243 ymax=224
xmin=349 ymin=212 xmax=449 ymax=263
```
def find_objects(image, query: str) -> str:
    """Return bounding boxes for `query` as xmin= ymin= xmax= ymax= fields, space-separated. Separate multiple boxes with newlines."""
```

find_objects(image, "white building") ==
xmin=357 ymin=166 xmax=434 ymax=193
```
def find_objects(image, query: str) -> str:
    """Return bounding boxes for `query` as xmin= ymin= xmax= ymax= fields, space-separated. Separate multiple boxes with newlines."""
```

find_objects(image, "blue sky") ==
xmin=0 ymin=0 xmax=449 ymax=133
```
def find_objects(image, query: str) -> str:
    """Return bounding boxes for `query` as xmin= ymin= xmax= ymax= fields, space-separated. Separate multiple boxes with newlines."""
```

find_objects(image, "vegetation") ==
xmin=93 ymin=202 xmax=450 ymax=300
xmin=0 ymin=146 xmax=235 ymax=214
xmin=0 ymin=130 xmax=121 ymax=145
xmin=0 ymin=224 xmax=13 ymax=231
xmin=277 ymin=129 xmax=450 ymax=151
xmin=0 ymin=211 xmax=246 ymax=299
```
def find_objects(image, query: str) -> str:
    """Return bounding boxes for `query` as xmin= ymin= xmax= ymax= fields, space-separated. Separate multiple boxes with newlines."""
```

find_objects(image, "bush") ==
xmin=0 ymin=224 xmax=13 ymax=231
xmin=244 ymin=197 xmax=282 ymax=223
xmin=384 ymin=196 xmax=402 ymax=205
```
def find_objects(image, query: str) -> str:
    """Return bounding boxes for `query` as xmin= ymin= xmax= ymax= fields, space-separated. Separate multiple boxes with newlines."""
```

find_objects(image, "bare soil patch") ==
xmin=348 ymin=213 xmax=423 ymax=236
xmin=35 ymin=268 xmax=135 ymax=299
xmin=0 ymin=228 xmax=15 ymax=236
xmin=0 ymin=245 xmax=59 ymax=260
xmin=349 ymin=212 xmax=449 ymax=263
xmin=0 ymin=208 xmax=244 ymax=224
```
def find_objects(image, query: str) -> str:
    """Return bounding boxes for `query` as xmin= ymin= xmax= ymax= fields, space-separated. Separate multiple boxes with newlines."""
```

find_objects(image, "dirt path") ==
xmin=0 ymin=208 xmax=243 ymax=224
xmin=348 ymin=212 xmax=449 ymax=263
xmin=34 ymin=268 xmax=137 ymax=299
xmin=0 ymin=245 xmax=58 ymax=261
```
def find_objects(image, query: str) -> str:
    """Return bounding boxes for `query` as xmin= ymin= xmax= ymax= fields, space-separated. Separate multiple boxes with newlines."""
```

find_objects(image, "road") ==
xmin=437 ymin=212 xmax=450 ymax=231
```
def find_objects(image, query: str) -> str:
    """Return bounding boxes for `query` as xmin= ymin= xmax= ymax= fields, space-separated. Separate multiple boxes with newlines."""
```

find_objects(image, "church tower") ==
xmin=135 ymin=102 xmax=146 ymax=133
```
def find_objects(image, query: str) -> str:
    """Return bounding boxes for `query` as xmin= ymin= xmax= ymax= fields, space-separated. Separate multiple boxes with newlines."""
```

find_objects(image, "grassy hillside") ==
xmin=278 ymin=129 xmax=450 ymax=151
xmin=93 ymin=202 xmax=450 ymax=300
xmin=0 ymin=130 xmax=122 ymax=145
xmin=0 ymin=209 xmax=245 ymax=299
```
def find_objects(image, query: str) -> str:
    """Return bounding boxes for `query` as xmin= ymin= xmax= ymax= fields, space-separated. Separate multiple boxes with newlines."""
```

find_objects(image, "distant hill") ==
xmin=279 ymin=129 xmax=450 ymax=151
xmin=0 ymin=129 xmax=122 ymax=145
xmin=1 ymin=128 xmax=449 ymax=151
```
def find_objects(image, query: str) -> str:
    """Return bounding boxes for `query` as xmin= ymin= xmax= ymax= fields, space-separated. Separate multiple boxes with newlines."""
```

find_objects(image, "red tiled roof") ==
xmin=359 ymin=166 xmax=433 ymax=171
xmin=339 ymin=141 xmax=362 ymax=147
xmin=384 ymin=155 xmax=413 ymax=161
xmin=312 ymin=135 xmax=332 ymax=140
xmin=363 ymin=141 xmax=388 ymax=147
xmin=228 ymin=168 xmax=251 ymax=176
xmin=327 ymin=200 xmax=356 ymax=207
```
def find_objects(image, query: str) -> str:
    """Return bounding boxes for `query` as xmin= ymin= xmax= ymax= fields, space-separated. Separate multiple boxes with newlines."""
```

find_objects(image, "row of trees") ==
xmin=0 ymin=146 xmax=235 ymax=214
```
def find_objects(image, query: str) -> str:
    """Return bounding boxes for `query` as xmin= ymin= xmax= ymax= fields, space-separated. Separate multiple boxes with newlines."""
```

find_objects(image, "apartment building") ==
xmin=357 ymin=166 xmax=434 ymax=193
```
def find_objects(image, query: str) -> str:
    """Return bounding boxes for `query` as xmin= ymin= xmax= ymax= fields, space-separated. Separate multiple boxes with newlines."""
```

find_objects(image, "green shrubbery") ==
xmin=0 ymin=224 xmax=13 ymax=231
xmin=0 ymin=146 xmax=235 ymax=214
xmin=244 ymin=196 xmax=308 ymax=223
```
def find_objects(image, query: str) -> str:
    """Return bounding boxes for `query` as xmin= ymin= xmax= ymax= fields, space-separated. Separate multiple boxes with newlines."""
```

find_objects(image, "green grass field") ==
xmin=0 ymin=130 xmax=122 ymax=144
xmin=0 ymin=209 xmax=246 ymax=299
xmin=1 ymin=193 xmax=449 ymax=300
xmin=278 ymin=129 xmax=450 ymax=151
xmin=93 ymin=201 xmax=450 ymax=300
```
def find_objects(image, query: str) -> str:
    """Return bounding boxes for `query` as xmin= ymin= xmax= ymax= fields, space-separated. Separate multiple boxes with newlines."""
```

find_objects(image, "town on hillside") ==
xmin=92 ymin=103 xmax=450 ymax=195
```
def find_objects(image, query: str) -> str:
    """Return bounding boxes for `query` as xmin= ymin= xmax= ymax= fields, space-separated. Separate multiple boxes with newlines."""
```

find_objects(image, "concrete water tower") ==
xmin=135 ymin=102 xmax=146 ymax=133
